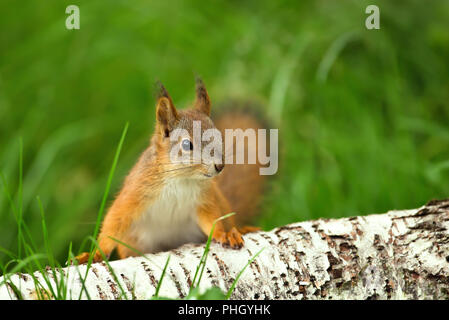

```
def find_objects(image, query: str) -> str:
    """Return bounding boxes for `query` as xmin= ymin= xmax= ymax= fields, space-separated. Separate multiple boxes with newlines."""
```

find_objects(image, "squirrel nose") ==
xmin=214 ymin=163 xmax=224 ymax=173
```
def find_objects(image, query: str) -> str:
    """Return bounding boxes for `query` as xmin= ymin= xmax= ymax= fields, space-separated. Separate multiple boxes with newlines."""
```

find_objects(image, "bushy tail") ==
xmin=213 ymin=100 xmax=269 ymax=226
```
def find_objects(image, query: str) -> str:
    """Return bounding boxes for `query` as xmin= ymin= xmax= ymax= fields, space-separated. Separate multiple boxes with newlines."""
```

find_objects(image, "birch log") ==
xmin=1 ymin=199 xmax=449 ymax=300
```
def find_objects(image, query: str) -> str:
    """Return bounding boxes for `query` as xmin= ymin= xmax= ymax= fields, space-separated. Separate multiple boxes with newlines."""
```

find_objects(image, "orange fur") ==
xmin=75 ymin=80 xmax=265 ymax=264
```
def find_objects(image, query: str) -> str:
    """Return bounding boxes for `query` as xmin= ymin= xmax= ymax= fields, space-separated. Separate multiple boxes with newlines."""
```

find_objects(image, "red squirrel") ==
xmin=76 ymin=79 xmax=266 ymax=263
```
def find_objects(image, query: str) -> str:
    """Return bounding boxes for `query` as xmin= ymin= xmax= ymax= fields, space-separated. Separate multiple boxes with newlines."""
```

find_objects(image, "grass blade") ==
xmin=78 ymin=122 xmax=129 ymax=299
xmin=226 ymin=247 xmax=265 ymax=299
xmin=153 ymin=255 xmax=171 ymax=298
xmin=190 ymin=212 xmax=236 ymax=291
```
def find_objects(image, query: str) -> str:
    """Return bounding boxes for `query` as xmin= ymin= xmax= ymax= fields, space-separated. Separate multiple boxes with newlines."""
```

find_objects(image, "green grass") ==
xmin=1 ymin=0 xmax=449 ymax=274
xmin=0 ymin=123 xmax=131 ymax=299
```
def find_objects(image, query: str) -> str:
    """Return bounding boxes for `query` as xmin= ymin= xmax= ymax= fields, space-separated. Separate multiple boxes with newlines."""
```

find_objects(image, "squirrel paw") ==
xmin=71 ymin=251 xmax=103 ymax=265
xmin=213 ymin=227 xmax=244 ymax=249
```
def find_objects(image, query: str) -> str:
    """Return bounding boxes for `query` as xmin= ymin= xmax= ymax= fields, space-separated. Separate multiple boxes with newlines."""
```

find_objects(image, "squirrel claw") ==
xmin=213 ymin=227 xmax=244 ymax=249
xmin=228 ymin=227 xmax=244 ymax=249
xmin=72 ymin=251 xmax=104 ymax=265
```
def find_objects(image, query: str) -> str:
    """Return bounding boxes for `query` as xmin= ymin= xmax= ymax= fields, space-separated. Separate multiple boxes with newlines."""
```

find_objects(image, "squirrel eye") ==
xmin=181 ymin=138 xmax=193 ymax=151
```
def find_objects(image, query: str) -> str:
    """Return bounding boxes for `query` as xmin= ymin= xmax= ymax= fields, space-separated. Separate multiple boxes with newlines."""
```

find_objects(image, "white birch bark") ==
xmin=1 ymin=199 xmax=448 ymax=300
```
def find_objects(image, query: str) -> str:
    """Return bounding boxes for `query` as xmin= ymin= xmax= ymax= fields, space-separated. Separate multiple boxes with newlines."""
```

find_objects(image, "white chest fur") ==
xmin=129 ymin=179 xmax=206 ymax=253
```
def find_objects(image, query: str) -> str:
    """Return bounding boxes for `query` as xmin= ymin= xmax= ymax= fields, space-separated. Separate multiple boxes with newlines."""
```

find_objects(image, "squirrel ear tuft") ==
xmin=155 ymin=84 xmax=179 ymax=136
xmin=155 ymin=81 xmax=170 ymax=100
xmin=194 ymin=78 xmax=211 ymax=116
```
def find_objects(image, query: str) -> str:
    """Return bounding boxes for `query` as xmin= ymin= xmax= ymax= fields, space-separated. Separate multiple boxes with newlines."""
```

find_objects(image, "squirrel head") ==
xmin=153 ymin=79 xmax=225 ymax=180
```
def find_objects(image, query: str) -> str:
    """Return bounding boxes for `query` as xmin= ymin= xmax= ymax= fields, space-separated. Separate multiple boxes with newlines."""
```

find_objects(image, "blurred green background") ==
xmin=1 ymin=0 xmax=449 ymax=267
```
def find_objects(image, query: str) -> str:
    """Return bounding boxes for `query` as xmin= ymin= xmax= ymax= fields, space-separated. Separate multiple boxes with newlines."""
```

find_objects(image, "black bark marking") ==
xmin=326 ymin=252 xmax=340 ymax=268
xmin=101 ymin=262 xmax=123 ymax=299
xmin=385 ymin=279 xmax=393 ymax=299
xmin=179 ymin=263 xmax=192 ymax=288
xmin=259 ymin=233 xmax=276 ymax=246
xmin=96 ymin=285 xmax=106 ymax=300
xmin=169 ymin=268 xmax=185 ymax=298
xmin=274 ymin=225 xmax=307 ymax=238
xmin=208 ymin=268 xmax=220 ymax=288
xmin=121 ymin=273 xmax=136 ymax=300
xmin=329 ymin=234 xmax=349 ymax=240
xmin=326 ymin=251 xmax=345 ymax=292
xmin=410 ymin=221 xmax=446 ymax=232
xmin=331 ymin=268 xmax=343 ymax=279
xmin=91 ymin=266 xmax=99 ymax=278
xmin=270 ymin=274 xmax=282 ymax=299
xmin=294 ymin=251 xmax=311 ymax=285
xmin=246 ymin=248 xmax=262 ymax=282
xmin=106 ymin=279 xmax=120 ymax=299
xmin=17 ymin=273 xmax=29 ymax=282
xmin=339 ymin=242 xmax=351 ymax=252
xmin=248 ymin=236 xmax=260 ymax=246
xmin=426 ymin=198 xmax=449 ymax=206
xmin=367 ymin=292 xmax=380 ymax=300
xmin=172 ymin=249 xmax=185 ymax=258
xmin=140 ymin=261 xmax=158 ymax=288
xmin=212 ymin=252 xmax=230 ymax=279
xmin=393 ymin=205 xmax=447 ymax=220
